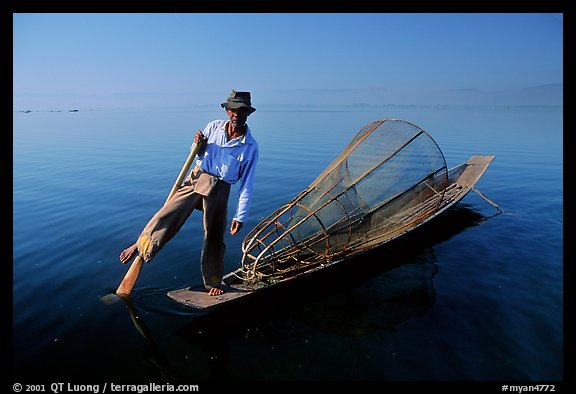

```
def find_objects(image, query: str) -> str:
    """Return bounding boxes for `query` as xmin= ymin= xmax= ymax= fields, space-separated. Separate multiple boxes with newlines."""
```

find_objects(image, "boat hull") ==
xmin=167 ymin=155 xmax=495 ymax=310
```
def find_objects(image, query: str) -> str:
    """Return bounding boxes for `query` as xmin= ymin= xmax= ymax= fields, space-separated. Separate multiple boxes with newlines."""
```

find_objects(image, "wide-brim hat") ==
xmin=221 ymin=90 xmax=256 ymax=114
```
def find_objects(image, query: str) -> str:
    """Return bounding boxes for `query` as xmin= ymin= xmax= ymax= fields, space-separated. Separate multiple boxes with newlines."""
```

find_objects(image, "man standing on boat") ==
xmin=119 ymin=90 xmax=259 ymax=296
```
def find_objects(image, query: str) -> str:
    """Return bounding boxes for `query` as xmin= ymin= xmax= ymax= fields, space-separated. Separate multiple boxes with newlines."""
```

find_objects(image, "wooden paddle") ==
xmin=116 ymin=142 xmax=202 ymax=296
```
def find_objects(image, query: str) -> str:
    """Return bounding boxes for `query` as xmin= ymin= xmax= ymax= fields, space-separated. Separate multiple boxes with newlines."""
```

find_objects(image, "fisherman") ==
xmin=119 ymin=90 xmax=259 ymax=296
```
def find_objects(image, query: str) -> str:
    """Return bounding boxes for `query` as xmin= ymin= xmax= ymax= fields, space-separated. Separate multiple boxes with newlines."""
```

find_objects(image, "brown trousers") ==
xmin=137 ymin=166 xmax=231 ymax=290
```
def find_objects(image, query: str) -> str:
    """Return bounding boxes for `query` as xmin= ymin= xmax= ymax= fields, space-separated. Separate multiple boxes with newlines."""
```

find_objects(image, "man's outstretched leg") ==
xmin=118 ymin=176 xmax=202 ymax=266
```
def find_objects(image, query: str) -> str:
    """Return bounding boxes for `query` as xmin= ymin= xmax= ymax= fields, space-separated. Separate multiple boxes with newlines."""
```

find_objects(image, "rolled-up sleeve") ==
xmin=234 ymin=147 xmax=258 ymax=223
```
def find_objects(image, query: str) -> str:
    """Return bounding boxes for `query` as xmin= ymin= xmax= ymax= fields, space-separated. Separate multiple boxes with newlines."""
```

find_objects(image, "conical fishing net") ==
xmin=239 ymin=119 xmax=449 ymax=284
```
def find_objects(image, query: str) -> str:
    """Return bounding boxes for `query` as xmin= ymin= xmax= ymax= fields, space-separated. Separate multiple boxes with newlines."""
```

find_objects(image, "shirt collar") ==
xmin=221 ymin=120 xmax=254 ymax=145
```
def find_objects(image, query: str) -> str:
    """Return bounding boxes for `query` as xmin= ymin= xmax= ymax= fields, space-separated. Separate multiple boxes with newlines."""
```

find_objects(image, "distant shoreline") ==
xmin=13 ymin=104 xmax=564 ymax=114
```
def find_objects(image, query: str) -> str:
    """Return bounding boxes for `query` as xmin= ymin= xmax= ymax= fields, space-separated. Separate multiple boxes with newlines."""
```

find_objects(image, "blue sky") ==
xmin=13 ymin=13 xmax=563 ymax=110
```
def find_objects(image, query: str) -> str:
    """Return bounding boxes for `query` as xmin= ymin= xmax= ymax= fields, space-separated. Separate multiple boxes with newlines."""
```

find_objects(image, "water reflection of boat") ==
xmin=168 ymin=119 xmax=496 ymax=310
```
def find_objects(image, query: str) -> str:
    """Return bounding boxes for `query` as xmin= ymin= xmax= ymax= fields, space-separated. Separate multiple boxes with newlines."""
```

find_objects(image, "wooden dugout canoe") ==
xmin=168 ymin=119 xmax=496 ymax=310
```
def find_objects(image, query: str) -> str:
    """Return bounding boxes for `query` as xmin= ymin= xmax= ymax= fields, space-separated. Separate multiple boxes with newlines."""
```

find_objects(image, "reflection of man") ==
xmin=120 ymin=90 xmax=259 ymax=296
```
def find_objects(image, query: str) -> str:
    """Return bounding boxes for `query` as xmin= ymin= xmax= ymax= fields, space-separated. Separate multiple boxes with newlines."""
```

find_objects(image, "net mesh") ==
xmin=239 ymin=119 xmax=448 ymax=284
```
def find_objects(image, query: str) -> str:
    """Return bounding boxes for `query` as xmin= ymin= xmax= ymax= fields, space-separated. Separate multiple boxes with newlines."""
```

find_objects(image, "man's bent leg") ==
xmin=135 ymin=181 xmax=202 ymax=262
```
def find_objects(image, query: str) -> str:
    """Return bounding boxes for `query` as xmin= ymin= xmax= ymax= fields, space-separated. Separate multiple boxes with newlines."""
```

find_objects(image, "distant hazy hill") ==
xmin=13 ymin=83 xmax=563 ymax=111
xmin=442 ymin=84 xmax=562 ymax=106
xmin=513 ymin=83 xmax=563 ymax=105
xmin=259 ymin=84 xmax=563 ymax=107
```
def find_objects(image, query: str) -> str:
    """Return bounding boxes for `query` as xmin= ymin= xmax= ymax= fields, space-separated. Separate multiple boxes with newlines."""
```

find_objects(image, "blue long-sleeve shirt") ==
xmin=194 ymin=120 xmax=259 ymax=223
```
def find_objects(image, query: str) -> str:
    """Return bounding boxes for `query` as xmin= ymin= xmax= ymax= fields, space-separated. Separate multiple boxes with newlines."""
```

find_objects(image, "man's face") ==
xmin=227 ymin=107 xmax=250 ymax=126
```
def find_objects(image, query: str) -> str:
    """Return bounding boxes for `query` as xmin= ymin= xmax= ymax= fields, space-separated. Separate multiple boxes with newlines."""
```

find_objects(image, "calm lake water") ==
xmin=12 ymin=105 xmax=563 ymax=385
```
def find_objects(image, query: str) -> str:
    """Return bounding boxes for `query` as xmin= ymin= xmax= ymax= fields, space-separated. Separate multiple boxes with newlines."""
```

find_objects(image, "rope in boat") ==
xmin=472 ymin=186 xmax=502 ymax=214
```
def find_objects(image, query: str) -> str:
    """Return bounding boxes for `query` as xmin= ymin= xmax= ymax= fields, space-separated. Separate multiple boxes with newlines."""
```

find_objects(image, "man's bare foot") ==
xmin=208 ymin=287 xmax=224 ymax=296
xmin=119 ymin=243 xmax=138 ymax=264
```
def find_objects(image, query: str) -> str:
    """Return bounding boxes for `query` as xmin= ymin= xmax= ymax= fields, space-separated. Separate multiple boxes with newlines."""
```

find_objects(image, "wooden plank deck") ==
xmin=167 ymin=283 xmax=254 ymax=310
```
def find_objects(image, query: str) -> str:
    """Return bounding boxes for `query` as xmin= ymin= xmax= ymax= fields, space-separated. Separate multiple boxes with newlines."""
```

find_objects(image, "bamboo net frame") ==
xmin=237 ymin=119 xmax=449 ymax=284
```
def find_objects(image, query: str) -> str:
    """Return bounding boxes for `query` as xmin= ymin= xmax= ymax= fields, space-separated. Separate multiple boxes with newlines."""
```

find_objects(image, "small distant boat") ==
xmin=168 ymin=119 xmax=496 ymax=310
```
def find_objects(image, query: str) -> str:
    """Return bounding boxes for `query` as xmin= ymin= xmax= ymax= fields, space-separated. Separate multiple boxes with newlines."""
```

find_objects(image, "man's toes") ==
xmin=208 ymin=288 xmax=224 ymax=296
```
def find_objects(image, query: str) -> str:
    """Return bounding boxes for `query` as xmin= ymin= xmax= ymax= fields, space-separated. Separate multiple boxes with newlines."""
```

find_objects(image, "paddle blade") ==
xmin=100 ymin=293 xmax=123 ymax=305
